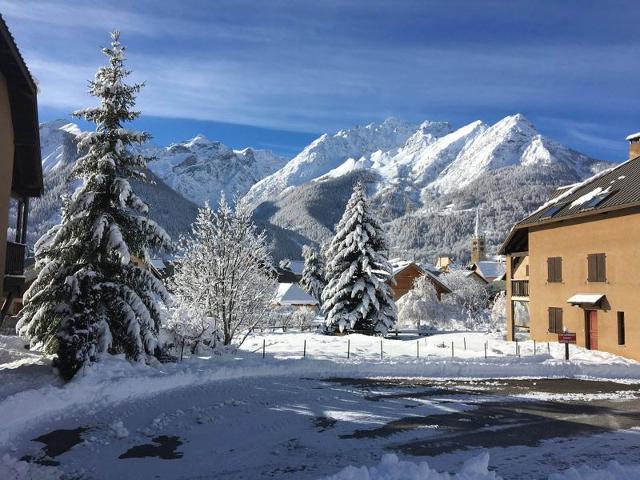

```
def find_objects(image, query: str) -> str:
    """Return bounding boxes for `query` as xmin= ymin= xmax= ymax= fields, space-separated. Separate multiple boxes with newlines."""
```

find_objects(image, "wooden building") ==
xmin=500 ymin=134 xmax=640 ymax=359
xmin=388 ymin=260 xmax=451 ymax=301
xmin=0 ymin=16 xmax=43 ymax=329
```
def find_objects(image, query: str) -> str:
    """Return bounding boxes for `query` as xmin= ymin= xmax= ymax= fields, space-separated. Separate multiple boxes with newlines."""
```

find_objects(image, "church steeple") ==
xmin=471 ymin=208 xmax=486 ymax=264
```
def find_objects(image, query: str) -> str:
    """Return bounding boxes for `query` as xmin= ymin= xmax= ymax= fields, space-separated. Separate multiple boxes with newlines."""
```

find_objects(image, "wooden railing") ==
xmin=5 ymin=241 xmax=26 ymax=276
xmin=511 ymin=280 xmax=529 ymax=297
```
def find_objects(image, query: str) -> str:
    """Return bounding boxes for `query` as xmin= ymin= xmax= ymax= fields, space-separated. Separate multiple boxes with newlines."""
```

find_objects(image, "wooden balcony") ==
xmin=511 ymin=279 xmax=529 ymax=297
xmin=5 ymin=241 xmax=26 ymax=276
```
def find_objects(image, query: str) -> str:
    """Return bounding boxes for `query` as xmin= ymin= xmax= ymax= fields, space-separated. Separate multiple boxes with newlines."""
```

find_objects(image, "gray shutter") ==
xmin=587 ymin=255 xmax=596 ymax=282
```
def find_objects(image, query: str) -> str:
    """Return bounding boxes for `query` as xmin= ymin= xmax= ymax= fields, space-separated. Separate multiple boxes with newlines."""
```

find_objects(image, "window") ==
xmin=579 ymin=190 xmax=616 ymax=211
xmin=540 ymin=203 xmax=566 ymax=219
xmin=587 ymin=253 xmax=606 ymax=282
xmin=548 ymin=307 xmax=563 ymax=333
xmin=547 ymin=257 xmax=562 ymax=283
xmin=618 ymin=312 xmax=625 ymax=345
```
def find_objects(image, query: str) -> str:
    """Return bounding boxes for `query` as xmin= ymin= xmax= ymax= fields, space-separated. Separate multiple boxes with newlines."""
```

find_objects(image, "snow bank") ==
xmin=323 ymin=454 xmax=640 ymax=480
xmin=323 ymin=453 xmax=497 ymax=480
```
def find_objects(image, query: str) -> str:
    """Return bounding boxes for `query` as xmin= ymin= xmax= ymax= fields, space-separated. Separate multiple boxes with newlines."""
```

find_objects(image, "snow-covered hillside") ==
xmin=248 ymin=114 xmax=611 ymax=262
xmin=14 ymin=121 xmax=200 ymax=248
xmin=148 ymin=134 xmax=287 ymax=206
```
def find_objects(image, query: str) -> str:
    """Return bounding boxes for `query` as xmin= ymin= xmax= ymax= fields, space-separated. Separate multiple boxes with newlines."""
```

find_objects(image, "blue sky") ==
xmin=3 ymin=0 xmax=639 ymax=159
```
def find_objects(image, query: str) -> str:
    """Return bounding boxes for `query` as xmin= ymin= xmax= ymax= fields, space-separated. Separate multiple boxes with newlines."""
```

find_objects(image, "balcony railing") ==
xmin=511 ymin=279 xmax=529 ymax=297
xmin=5 ymin=241 xmax=26 ymax=276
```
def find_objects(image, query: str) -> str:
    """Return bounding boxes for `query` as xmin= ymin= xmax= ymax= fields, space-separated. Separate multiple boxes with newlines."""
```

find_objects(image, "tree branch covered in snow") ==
xmin=17 ymin=31 xmax=171 ymax=380
xmin=300 ymin=244 xmax=326 ymax=303
xmin=322 ymin=182 xmax=397 ymax=335
xmin=169 ymin=197 xmax=277 ymax=348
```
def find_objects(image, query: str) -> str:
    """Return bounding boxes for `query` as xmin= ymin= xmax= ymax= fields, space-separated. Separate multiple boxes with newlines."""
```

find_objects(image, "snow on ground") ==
xmin=324 ymin=453 xmax=640 ymax=480
xmin=3 ymin=331 xmax=640 ymax=479
xmin=2 ymin=331 xmax=640 ymax=449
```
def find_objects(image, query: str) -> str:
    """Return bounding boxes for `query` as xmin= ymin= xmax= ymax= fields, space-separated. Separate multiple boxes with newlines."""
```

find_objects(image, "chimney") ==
xmin=627 ymin=132 xmax=640 ymax=160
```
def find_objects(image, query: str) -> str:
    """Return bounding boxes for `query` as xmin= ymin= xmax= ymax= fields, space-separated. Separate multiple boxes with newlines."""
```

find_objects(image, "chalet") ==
xmin=388 ymin=260 xmax=451 ymax=301
xmin=0 ymin=17 xmax=43 ymax=330
xmin=500 ymin=133 xmax=640 ymax=359
xmin=274 ymin=283 xmax=318 ymax=310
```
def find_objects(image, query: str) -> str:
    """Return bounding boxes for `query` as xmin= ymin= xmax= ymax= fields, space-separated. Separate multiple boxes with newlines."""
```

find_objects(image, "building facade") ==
xmin=0 ymin=17 xmax=43 ymax=328
xmin=500 ymin=136 xmax=640 ymax=360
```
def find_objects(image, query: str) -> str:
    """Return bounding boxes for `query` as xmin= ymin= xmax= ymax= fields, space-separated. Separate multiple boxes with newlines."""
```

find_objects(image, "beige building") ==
xmin=0 ymin=17 xmax=43 ymax=328
xmin=500 ymin=134 xmax=640 ymax=360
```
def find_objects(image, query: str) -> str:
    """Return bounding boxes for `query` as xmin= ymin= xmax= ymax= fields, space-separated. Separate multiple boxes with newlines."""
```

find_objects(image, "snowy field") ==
xmin=3 ymin=331 xmax=640 ymax=479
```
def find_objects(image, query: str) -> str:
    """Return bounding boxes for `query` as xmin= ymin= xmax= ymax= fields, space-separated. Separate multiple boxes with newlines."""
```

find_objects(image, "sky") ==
xmin=3 ymin=0 xmax=639 ymax=160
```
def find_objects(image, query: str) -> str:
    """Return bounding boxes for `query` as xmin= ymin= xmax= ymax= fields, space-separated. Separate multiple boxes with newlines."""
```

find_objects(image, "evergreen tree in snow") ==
xmin=170 ymin=196 xmax=277 ymax=348
xmin=321 ymin=183 xmax=397 ymax=334
xmin=17 ymin=32 xmax=171 ymax=380
xmin=300 ymin=244 xmax=325 ymax=303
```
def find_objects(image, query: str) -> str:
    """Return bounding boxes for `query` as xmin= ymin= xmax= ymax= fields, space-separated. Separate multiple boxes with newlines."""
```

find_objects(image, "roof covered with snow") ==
xmin=274 ymin=283 xmax=318 ymax=306
xmin=626 ymin=132 xmax=640 ymax=142
xmin=473 ymin=261 xmax=505 ymax=280
xmin=567 ymin=293 xmax=605 ymax=305
xmin=501 ymin=156 xmax=640 ymax=254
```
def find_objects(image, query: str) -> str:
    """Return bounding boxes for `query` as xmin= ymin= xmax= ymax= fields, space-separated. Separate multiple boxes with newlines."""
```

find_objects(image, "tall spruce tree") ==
xmin=300 ymin=245 xmax=325 ymax=303
xmin=321 ymin=183 xmax=397 ymax=334
xmin=17 ymin=31 xmax=171 ymax=379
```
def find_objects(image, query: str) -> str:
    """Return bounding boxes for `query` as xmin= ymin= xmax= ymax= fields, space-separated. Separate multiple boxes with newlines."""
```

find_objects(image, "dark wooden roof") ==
xmin=500 ymin=155 xmax=640 ymax=254
xmin=0 ymin=15 xmax=42 ymax=197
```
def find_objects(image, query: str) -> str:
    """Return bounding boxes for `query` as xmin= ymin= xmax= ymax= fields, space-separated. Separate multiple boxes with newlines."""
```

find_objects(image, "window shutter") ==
xmin=556 ymin=308 xmax=563 ymax=333
xmin=587 ymin=255 xmax=596 ymax=282
xmin=548 ymin=308 xmax=554 ymax=332
xmin=557 ymin=258 xmax=562 ymax=282
xmin=547 ymin=258 xmax=553 ymax=282
xmin=597 ymin=254 xmax=606 ymax=282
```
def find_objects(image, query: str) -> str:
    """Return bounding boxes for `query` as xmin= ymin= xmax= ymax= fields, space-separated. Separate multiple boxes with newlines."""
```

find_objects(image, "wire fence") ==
xmin=246 ymin=335 xmax=561 ymax=362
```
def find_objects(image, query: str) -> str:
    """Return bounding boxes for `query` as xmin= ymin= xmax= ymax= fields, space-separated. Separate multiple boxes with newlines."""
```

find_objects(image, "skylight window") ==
xmin=540 ymin=203 xmax=566 ymax=219
xmin=579 ymin=190 xmax=615 ymax=211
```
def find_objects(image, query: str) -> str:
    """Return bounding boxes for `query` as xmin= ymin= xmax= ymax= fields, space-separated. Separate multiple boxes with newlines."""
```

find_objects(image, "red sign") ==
xmin=558 ymin=332 xmax=577 ymax=344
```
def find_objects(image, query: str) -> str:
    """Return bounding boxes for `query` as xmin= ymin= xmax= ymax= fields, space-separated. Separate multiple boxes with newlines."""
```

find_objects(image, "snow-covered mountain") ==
xmin=247 ymin=114 xmax=602 ymax=208
xmin=148 ymin=134 xmax=287 ymax=206
xmin=25 ymin=115 xmax=612 ymax=264
xmin=244 ymin=117 xmax=445 ymax=207
xmin=16 ymin=121 xmax=200 ymax=248
xmin=248 ymin=114 xmax=612 ymax=262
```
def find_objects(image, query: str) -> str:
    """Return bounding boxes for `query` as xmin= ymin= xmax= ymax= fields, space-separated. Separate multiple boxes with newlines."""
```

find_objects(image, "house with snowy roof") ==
xmin=273 ymin=282 xmax=319 ymax=310
xmin=388 ymin=259 xmax=451 ymax=301
xmin=500 ymin=132 xmax=640 ymax=360
xmin=470 ymin=260 xmax=506 ymax=283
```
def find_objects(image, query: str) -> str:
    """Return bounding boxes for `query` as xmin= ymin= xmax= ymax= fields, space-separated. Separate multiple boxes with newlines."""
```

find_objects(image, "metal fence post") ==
xmin=303 ymin=339 xmax=306 ymax=358
xmin=417 ymin=340 xmax=419 ymax=359
xmin=262 ymin=338 xmax=266 ymax=359
xmin=451 ymin=341 xmax=454 ymax=358
xmin=484 ymin=341 xmax=487 ymax=359
xmin=347 ymin=339 xmax=350 ymax=359
xmin=380 ymin=339 xmax=383 ymax=360
xmin=464 ymin=337 xmax=467 ymax=350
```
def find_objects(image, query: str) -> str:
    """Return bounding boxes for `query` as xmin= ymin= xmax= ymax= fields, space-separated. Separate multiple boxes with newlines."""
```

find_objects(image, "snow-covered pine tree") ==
xmin=300 ymin=245 xmax=325 ymax=303
xmin=170 ymin=196 xmax=277 ymax=348
xmin=321 ymin=182 xmax=397 ymax=334
xmin=17 ymin=31 xmax=171 ymax=380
